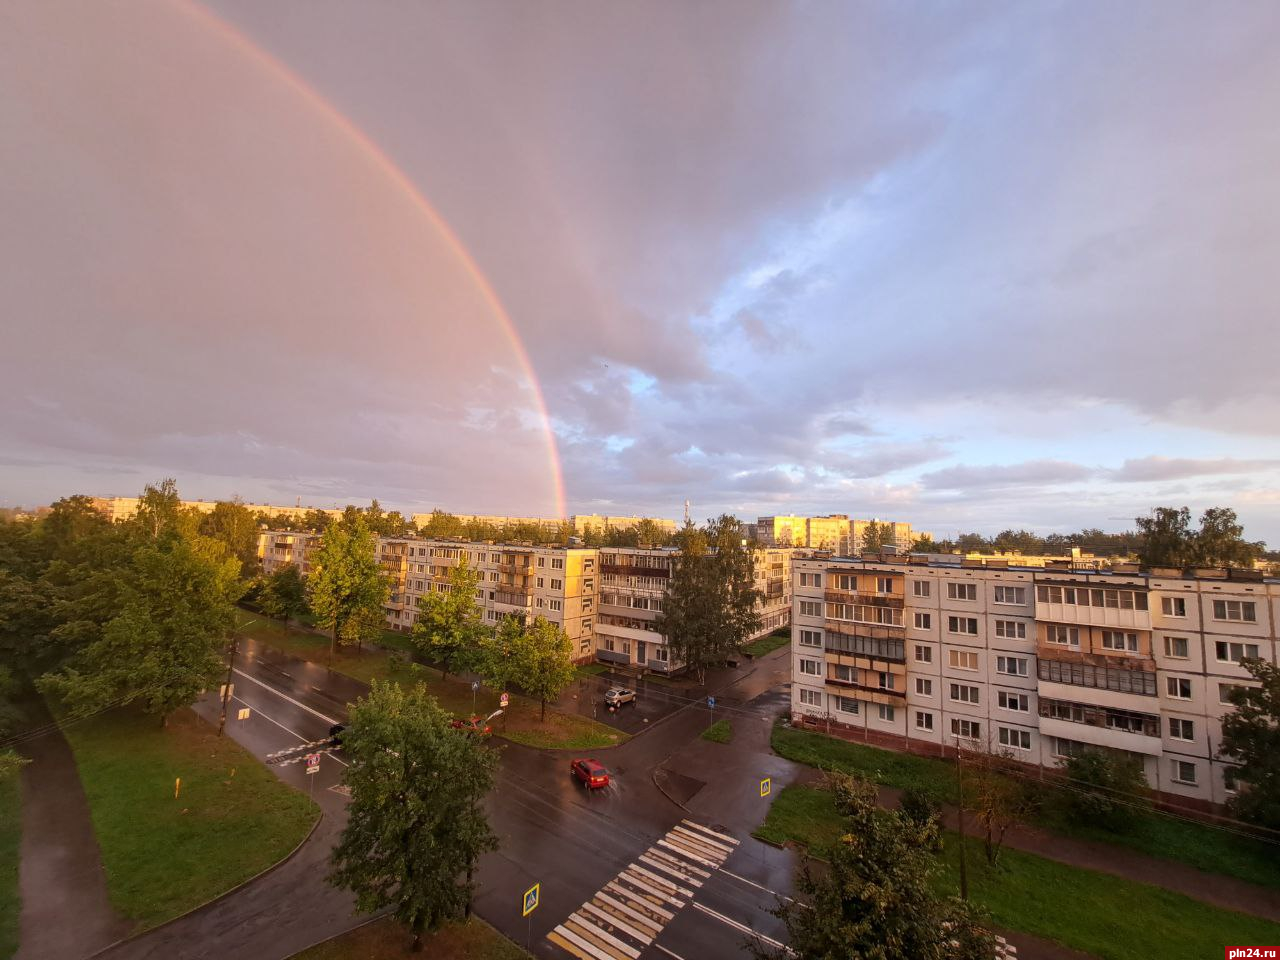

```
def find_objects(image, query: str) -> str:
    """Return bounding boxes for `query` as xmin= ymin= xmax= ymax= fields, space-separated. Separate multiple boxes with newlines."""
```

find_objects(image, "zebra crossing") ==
xmin=547 ymin=819 xmax=738 ymax=960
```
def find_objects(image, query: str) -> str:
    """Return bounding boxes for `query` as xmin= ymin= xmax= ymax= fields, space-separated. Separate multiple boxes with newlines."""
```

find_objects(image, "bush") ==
xmin=1061 ymin=751 xmax=1149 ymax=831
xmin=900 ymin=786 xmax=943 ymax=827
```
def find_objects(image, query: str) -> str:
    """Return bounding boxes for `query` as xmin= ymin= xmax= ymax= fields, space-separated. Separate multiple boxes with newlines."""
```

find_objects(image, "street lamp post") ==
xmin=218 ymin=617 xmax=258 ymax=737
xmin=954 ymin=735 xmax=969 ymax=900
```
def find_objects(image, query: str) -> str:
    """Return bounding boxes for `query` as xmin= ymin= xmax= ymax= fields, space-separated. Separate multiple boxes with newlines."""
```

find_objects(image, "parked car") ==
xmin=570 ymin=758 xmax=610 ymax=789
xmin=450 ymin=715 xmax=492 ymax=736
xmin=328 ymin=723 xmax=346 ymax=747
xmin=604 ymin=687 xmax=636 ymax=707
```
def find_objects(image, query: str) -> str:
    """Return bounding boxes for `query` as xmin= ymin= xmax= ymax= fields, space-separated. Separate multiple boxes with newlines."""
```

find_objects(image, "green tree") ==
xmin=0 ymin=665 xmax=27 ymax=778
xmin=860 ymin=520 xmax=895 ymax=553
xmin=199 ymin=499 xmax=261 ymax=578
xmin=633 ymin=518 xmax=671 ymax=546
xmin=259 ymin=563 xmax=309 ymax=625
xmin=1220 ymin=658 xmax=1280 ymax=829
xmin=308 ymin=518 xmax=389 ymax=663
xmin=478 ymin=615 xmax=523 ymax=694
xmin=38 ymin=526 xmax=242 ymax=724
xmin=760 ymin=773 xmax=995 ymax=960
xmin=302 ymin=509 xmax=334 ymax=533
xmin=1060 ymin=749 xmax=1150 ymax=831
xmin=910 ymin=534 xmax=945 ymax=554
xmin=133 ymin=478 xmax=190 ymax=540
xmin=328 ymin=680 xmax=498 ymax=951
xmin=512 ymin=616 xmax=576 ymax=721
xmin=992 ymin=529 xmax=1045 ymax=554
xmin=1135 ymin=506 xmax=1194 ymax=567
xmin=1192 ymin=507 xmax=1263 ymax=567
xmin=411 ymin=558 xmax=484 ymax=681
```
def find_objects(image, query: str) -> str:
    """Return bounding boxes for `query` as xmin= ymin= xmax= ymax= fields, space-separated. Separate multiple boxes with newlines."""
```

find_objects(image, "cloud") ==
xmin=1108 ymin=457 xmax=1280 ymax=483
xmin=920 ymin=460 xmax=1094 ymax=491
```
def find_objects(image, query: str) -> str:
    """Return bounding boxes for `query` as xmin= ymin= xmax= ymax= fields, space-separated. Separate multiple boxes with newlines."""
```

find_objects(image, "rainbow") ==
xmin=176 ymin=0 xmax=566 ymax=518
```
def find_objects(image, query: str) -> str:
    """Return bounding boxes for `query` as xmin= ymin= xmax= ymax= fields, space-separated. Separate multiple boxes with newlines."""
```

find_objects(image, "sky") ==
xmin=2 ymin=0 xmax=1279 ymax=542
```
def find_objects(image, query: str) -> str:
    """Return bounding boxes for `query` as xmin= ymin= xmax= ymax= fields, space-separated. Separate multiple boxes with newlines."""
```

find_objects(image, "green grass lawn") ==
xmin=233 ymin=610 xmax=628 ymax=752
xmin=61 ymin=706 xmax=319 ymax=932
xmin=757 ymin=783 xmax=1280 ymax=960
xmin=0 ymin=775 xmax=20 ymax=960
xmin=575 ymin=663 xmax=609 ymax=677
xmin=701 ymin=719 xmax=733 ymax=744
xmin=771 ymin=721 xmax=1280 ymax=889
xmin=742 ymin=633 xmax=790 ymax=658
xmin=292 ymin=917 xmax=528 ymax=960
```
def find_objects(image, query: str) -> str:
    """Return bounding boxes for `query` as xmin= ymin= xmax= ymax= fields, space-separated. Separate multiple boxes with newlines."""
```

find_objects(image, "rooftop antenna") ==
xmin=684 ymin=499 xmax=691 ymax=526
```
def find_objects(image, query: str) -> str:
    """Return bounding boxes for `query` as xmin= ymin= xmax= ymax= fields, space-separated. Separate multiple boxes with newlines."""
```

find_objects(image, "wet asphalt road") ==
xmin=89 ymin=637 xmax=795 ymax=960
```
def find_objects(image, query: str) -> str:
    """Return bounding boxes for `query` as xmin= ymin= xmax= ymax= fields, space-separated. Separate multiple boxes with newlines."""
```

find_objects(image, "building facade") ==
xmin=92 ymin=496 xmax=343 ymax=524
xmin=258 ymin=532 xmax=790 ymax=671
xmin=789 ymin=554 xmax=1278 ymax=808
xmin=755 ymin=515 xmax=922 ymax=553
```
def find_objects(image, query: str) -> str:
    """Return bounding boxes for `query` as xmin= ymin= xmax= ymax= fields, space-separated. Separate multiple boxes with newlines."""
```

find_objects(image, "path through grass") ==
xmin=62 ymin=707 xmax=318 ymax=932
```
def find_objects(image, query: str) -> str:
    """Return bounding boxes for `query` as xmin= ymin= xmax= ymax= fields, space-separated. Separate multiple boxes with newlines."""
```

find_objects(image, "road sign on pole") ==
xmin=306 ymin=753 xmax=320 ymax=775
xmin=499 ymin=691 xmax=509 ymax=709
xmin=237 ymin=707 xmax=251 ymax=721
xmin=522 ymin=882 xmax=540 ymax=917
xmin=707 ymin=696 xmax=715 ymax=709
xmin=760 ymin=777 xmax=771 ymax=798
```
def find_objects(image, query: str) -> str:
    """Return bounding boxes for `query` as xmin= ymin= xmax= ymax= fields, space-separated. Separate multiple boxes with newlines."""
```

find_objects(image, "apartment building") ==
xmin=756 ymin=514 xmax=921 ymax=553
xmin=93 ymin=496 xmax=342 ymax=524
xmin=789 ymin=554 xmax=1278 ymax=808
xmin=260 ymin=530 xmax=790 ymax=673
xmin=407 ymin=513 xmax=679 ymax=535
xmin=595 ymin=546 xmax=792 ymax=672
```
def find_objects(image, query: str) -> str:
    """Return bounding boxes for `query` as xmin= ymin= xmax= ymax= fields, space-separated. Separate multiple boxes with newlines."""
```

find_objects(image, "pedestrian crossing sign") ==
xmin=523 ymin=882 xmax=540 ymax=917
xmin=760 ymin=777 xmax=771 ymax=797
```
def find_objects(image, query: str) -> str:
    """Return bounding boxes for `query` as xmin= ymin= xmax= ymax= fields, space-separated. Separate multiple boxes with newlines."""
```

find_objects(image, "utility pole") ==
xmin=955 ymin=736 xmax=969 ymax=900
xmin=219 ymin=618 xmax=256 ymax=736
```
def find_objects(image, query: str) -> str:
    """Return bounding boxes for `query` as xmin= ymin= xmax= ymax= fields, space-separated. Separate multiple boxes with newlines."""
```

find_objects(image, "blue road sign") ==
xmin=523 ymin=882 xmax=540 ymax=917
xmin=707 ymin=696 xmax=715 ymax=708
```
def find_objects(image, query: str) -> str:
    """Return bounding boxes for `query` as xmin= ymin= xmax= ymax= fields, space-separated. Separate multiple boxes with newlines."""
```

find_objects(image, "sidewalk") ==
xmin=14 ymin=695 xmax=130 ymax=960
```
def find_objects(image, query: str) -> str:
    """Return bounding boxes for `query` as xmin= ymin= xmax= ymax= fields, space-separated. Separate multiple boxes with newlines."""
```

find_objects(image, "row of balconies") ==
xmin=824 ymin=589 xmax=904 ymax=609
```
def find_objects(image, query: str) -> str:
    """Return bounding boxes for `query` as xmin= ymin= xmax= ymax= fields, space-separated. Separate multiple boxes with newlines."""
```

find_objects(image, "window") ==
xmin=1051 ymin=737 xmax=1087 ymax=759
xmin=951 ymin=718 xmax=981 ymax=740
xmin=799 ymin=600 xmax=822 ymax=617
xmin=654 ymin=645 xmax=668 ymax=662
xmin=1169 ymin=718 xmax=1194 ymax=741
xmin=535 ymin=597 xmax=544 ymax=609
xmin=1101 ymin=631 xmax=1139 ymax=653
xmin=948 ymin=616 xmax=978 ymax=635
xmin=948 ymin=649 xmax=978 ymax=671
xmin=1166 ymin=677 xmax=1192 ymax=700
xmin=998 ymin=727 xmax=1031 ymax=751
xmin=550 ymin=578 xmax=563 ymax=590
xmin=1171 ymin=760 xmax=1197 ymax=785
xmin=947 ymin=582 xmax=977 ymax=601
xmin=950 ymin=683 xmax=980 ymax=704
xmin=994 ymin=620 xmax=1026 ymax=639
xmin=912 ymin=580 xmax=931 ymax=598
xmin=1224 ymin=767 xmax=1241 ymax=793
xmin=798 ymin=658 xmax=822 ymax=677
xmin=876 ymin=576 xmax=895 ymax=594
xmin=915 ymin=678 xmax=933 ymax=696
xmin=915 ymin=711 xmax=934 ymax=731
xmin=1215 ymin=641 xmax=1260 ymax=663
xmin=996 ymin=656 xmax=1028 ymax=677
xmin=993 ymin=586 xmax=1026 ymax=605
xmin=551 ymin=558 xmax=564 ymax=570
xmin=799 ymin=629 xmax=822 ymax=647
xmin=537 ymin=557 xmax=545 ymax=567
xmin=536 ymin=577 xmax=544 ymax=588
xmin=914 ymin=612 xmax=932 ymax=630
xmin=914 ymin=644 xmax=932 ymax=663
xmin=799 ymin=572 xmax=822 ymax=587
xmin=548 ymin=599 xmax=562 ymax=612
xmin=1045 ymin=625 xmax=1080 ymax=647
xmin=836 ymin=696 xmax=860 ymax=714
xmin=1213 ymin=600 xmax=1256 ymax=622
xmin=798 ymin=688 xmax=822 ymax=707
xmin=998 ymin=691 xmax=1029 ymax=712
xmin=1161 ymin=597 xmax=1186 ymax=617
xmin=877 ymin=671 xmax=896 ymax=691
xmin=877 ymin=704 xmax=896 ymax=722
xmin=1163 ymin=636 xmax=1189 ymax=659
xmin=1219 ymin=683 xmax=1243 ymax=705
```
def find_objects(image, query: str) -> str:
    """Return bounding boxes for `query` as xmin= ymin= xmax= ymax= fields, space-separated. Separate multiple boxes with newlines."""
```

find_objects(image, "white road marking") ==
xmin=657 ymin=838 xmax=719 ymax=869
xmin=644 ymin=846 xmax=711 ymax=879
xmin=691 ymin=902 xmax=790 ymax=952
xmin=552 ymin=924 xmax=615 ymax=960
xmin=233 ymin=667 xmax=339 ymax=724
xmin=638 ymin=854 xmax=703 ymax=887
xmin=593 ymin=892 xmax=663 ymax=933
xmin=231 ymin=694 xmax=349 ymax=767
xmin=719 ymin=868 xmax=791 ymax=901
xmin=626 ymin=863 xmax=693 ymax=898
xmin=617 ymin=869 xmax=685 ymax=907
xmin=570 ymin=909 xmax=645 ymax=955
xmin=681 ymin=820 xmax=739 ymax=845
xmin=671 ymin=825 xmax=734 ymax=856
xmin=652 ymin=945 xmax=686 ymax=960
xmin=604 ymin=882 xmax=673 ymax=921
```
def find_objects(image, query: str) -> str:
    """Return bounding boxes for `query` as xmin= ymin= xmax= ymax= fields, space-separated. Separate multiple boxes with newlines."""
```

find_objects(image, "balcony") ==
xmin=1036 ymin=642 xmax=1155 ymax=672
xmin=1037 ymin=658 xmax=1157 ymax=698
xmin=1038 ymin=716 xmax=1163 ymax=757
xmin=823 ymin=590 xmax=903 ymax=609
xmin=498 ymin=561 xmax=534 ymax=576
xmin=823 ymin=676 xmax=906 ymax=700
xmin=823 ymin=632 xmax=905 ymax=664
xmin=493 ymin=590 xmax=531 ymax=607
xmin=825 ymin=619 xmax=905 ymax=641
xmin=1038 ymin=698 xmax=1159 ymax=738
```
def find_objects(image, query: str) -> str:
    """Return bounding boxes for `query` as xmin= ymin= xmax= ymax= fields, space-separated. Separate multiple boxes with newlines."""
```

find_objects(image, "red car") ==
xmin=450 ymin=715 xmax=492 ymax=736
xmin=570 ymin=758 xmax=610 ymax=789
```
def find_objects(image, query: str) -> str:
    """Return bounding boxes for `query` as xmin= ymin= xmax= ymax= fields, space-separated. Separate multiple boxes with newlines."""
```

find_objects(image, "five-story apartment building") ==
xmin=790 ymin=554 xmax=1278 ymax=808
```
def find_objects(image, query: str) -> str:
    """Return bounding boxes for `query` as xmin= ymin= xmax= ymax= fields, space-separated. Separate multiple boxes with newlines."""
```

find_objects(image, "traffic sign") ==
xmin=219 ymin=683 xmax=234 ymax=700
xmin=522 ymin=882 xmax=540 ymax=917
xmin=472 ymin=680 xmax=480 ymax=692
xmin=760 ymin=777 xmax=771 ymax=798
xmin=306 ymin=753 xmax=320 ymax=775
xmin=237 ymin=707 xmax=251 ymax=721
xmin=707 ymin=696 xmax=715 ymax=709
xmin=499 ymin=692 xmax=509 ymax=708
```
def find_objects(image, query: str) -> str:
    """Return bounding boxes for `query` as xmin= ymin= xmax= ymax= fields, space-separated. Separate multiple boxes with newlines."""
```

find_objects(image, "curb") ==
xmin=86 ymin=810 xmax=326 ymax=959
xmin=651 ymin=759 xmax=692 ymax=813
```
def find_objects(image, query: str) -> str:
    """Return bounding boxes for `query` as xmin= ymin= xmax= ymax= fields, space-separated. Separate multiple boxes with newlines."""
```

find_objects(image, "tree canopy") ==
xmin=308 ymin=518 xmax=388 ymax=660
xmin=510 ymin=615 xmax=576 ymax=721
xmin=1136 ymin=506 xmax=1263 ymax=568
xmin=411 ymin=557 xmax=484 ymax=680
xmin=1220 ymin=658 xmax=1280 ymax=830
xmin=328 ymin=680 xmax=498 ymax=950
